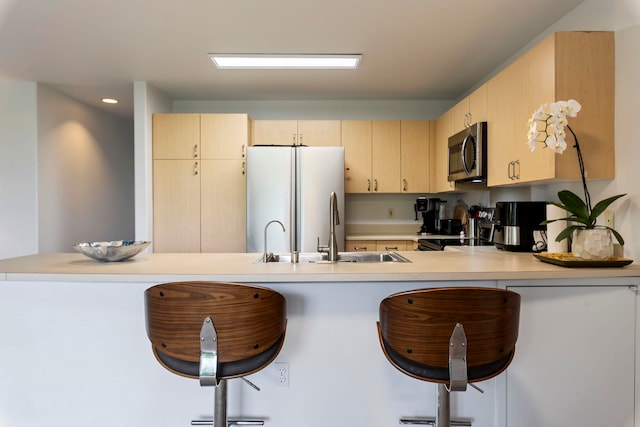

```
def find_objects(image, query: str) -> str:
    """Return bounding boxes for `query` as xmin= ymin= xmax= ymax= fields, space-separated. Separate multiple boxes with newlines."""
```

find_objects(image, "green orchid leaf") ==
xmin=607 ymin=226 xmax=625 ymax=246
xmin=589 ymin=193 xmax=627 ymax=223
xmin=555 ymin=224 xmax=582 ymax=242
xmin=556 ymin=190 xmax=589 ymax=219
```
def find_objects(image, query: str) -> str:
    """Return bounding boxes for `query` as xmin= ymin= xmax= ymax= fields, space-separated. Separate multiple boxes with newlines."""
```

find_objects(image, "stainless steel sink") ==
xmin=256 ymin=251 xmax=411 ymax=263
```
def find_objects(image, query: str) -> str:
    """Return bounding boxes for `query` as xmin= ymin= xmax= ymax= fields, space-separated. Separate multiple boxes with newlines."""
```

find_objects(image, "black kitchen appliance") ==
xmin=490 ymin=201 xmax=547 ymax=252
xmin=448 ymin=122 xmax=487 ymax=182
xmin=414 ymin=197 xmax=444 ymax=235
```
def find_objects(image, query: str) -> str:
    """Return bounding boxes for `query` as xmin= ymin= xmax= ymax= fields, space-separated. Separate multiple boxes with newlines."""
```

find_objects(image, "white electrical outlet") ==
xmin=604 ymin=210 xmax=615 ymax=228
xmin=274 ymin=362 xmax=289 ymax=387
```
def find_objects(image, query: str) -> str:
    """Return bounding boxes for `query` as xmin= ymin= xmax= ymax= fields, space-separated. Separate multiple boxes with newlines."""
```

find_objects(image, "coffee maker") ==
xmin=414 ymin=197 xmax=443 ymax=235
xmin=490 ymin=201 xmax=547 ymax=251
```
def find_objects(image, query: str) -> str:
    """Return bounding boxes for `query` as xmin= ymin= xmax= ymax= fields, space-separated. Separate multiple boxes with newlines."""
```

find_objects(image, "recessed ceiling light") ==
xmin=101 ymin=98 xmax=118 ymax=104
xmin=210 ymin=54 xmax=362 ymax=69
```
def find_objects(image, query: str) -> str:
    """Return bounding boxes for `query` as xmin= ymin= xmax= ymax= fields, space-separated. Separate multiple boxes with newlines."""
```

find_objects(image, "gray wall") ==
xmin=0 ymin=82 xmax=38 ymax=259
xmin=37 ymin=85 xmax=135 ymax=252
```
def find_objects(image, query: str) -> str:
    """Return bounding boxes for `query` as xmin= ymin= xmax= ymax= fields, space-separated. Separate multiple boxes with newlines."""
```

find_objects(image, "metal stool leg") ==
xmin=436 ymin=384 xmax=450 ymax=427
xmin=214 ymin=380 xmax=228 ymax=427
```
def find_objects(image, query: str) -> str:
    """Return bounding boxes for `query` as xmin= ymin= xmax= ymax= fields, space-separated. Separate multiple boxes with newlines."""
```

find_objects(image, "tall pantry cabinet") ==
xmin=152 ymin=114 xmax=250 ymax=253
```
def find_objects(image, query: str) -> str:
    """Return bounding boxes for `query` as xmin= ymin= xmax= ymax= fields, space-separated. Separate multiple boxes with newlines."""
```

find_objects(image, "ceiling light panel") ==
xmin=210 ymin=54 xmax=362 ymax=69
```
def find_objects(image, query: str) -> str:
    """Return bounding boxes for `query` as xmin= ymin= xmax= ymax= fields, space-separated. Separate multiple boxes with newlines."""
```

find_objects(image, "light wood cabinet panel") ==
xmin=342 ymin=120 xmax=373 ymax=193
xmin=153 ymin=114 xmax=201 ymax=160
xmin=153 ymin=160 xmax=201 ymax=252
xmin=252 ymin=120 xmax=298 ymax=146
xmin=201 ymin=160 xmax=246 ymax=253
xmin=252 ymin=120 xmax=341 ymax=146
xmin=297 ymin=120 xmax=341 ymax=146
xmin=153 ymin=114 xmax=249 ymax=253
xmin=345 ymin=240 xmax=374 ymax=252
xmin=432 ymin=107 xmax=456 ymax=193
xmin=452 ymin=84 xmax=488 ymax=132
xmin=201 ymin=114 xmax=250 ymax=159
xmin=372 ymin=120 xmax=401 ymax=193
xmin=400 ymin=120 xmax=431 ymax=193
xmin=487 ymin=31 xmax=614 ymax=186
xmin=375 ymin=240 xmax=408 ymax=251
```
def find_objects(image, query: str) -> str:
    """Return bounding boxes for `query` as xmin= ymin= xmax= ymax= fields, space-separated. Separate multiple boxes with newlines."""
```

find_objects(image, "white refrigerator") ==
xmin=246 ymin=146 xmax=345 ymax=254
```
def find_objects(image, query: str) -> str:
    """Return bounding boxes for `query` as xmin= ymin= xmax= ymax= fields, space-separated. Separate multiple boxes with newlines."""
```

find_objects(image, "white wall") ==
xmin=0 ymin=82 xmax=38 ymax=259
xmin=37 ymin=84 xmax=135 ymax=252
xmin=133 ymin=81 xmax=172 ymax=246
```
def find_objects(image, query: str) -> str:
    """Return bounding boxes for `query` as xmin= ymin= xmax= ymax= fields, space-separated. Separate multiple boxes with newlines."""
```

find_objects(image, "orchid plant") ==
xmin=527 ymin=99 xmax=626 ymax=245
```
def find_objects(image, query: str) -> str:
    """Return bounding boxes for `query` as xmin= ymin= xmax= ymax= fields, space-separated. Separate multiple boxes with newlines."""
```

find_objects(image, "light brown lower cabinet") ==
xmin=153 ymin=159 xmax=246 ymax=253
xmin=346 ymin=239 xmax=414 ymax=252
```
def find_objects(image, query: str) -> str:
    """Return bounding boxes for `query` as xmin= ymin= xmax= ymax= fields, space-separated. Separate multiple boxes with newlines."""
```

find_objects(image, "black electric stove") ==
xmin=417 ymin=237 xmax=493 ymax=251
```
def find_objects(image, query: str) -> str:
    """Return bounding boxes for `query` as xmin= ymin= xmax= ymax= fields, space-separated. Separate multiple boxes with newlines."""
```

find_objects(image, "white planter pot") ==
xmin=571 ymin=228 xmax=613 ymax=260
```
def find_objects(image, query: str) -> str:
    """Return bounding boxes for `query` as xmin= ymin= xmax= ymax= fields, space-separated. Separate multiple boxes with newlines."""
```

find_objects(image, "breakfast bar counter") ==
xmin=0 ymin=249 xmax=638 ymax=427
xmin=0 ymin=247 xmax=638 ymax=282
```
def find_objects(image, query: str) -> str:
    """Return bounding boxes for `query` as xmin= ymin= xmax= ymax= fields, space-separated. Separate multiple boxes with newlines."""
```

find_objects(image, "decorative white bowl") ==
xmin=73 ymin=240 xmax=151 ymax=262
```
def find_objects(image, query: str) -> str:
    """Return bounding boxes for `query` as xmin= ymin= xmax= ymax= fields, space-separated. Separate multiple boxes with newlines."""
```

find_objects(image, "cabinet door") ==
xmin=252 ymin=120 xmax=298 ymax=146
xmin=452 ymin=98 xmax=470 ymax=133
xmin=468 ymin=83 xmax=488 ymax=124
xmin=153 ymin=160 xmax=201 ymax=252
xmin=487 ymin=63 xmax=520 ymax=186
xmin=201 ymin=160 xmax=246 ymax=253
xmin=297 ymin=120 xmax=341 ymax=146
xmin=372 ymin=120 xmax=401 ymax=193
xmin=152 ymin=114 xmax=200 ymax=159
xmin=201 ymin=114 xmax=249 ymax=159
xmin=342 ymin=120 xmax=372 ymax=193
xmin=432 ymin=108 xmax=456 ymax=193
xmin=400 ymin=120 xmax=430 ymax=193
xmin=504 ymin=285 xmax=635 ymax=427
xmin=375 ymin=240 xmax=407 ymax=251
xmin=345 ymin=240 xmax=374 ymax=252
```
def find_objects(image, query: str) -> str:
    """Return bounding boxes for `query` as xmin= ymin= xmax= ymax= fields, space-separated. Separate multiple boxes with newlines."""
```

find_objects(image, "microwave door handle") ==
xmin=461 ymin=134 xmax=472 ymax=176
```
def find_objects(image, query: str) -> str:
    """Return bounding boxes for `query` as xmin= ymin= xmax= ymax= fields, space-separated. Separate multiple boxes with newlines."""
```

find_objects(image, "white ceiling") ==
xmin=0 ymin=0 xmax=585 ymax=119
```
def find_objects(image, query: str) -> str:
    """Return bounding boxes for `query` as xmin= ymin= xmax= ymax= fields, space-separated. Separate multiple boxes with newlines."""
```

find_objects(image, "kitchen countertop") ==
xmin=0 ymin=248 xmax=638 ymax=283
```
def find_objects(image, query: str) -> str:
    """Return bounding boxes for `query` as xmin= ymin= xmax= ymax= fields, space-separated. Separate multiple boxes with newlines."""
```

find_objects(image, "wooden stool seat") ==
xmin=145 ymin=281 xmax=287 ymax=426
xmin=377 ymin=287 xmax=520 ymax=427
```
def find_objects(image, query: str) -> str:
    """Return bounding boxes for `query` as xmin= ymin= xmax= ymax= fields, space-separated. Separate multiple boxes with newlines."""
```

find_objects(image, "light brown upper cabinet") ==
xmin=487 ymin=31 xmax=614 ymax=186
xmin=400 ymin=120 xmax=431 ymax=193
xmin=372 ymin=120 xmax=401 ymax=193
xmin=342 ymin=120 xmax=373 ymax=193
xmin=152 ymin=114 xmax=249 ymax=253
xmin=452 ymin=84 xmax=488 ymax=132
xmin=343 ymin=120 xmax=431 ymax=194
xmin=342 ymin=120 xmax=402 ymax=193
xmin=153 ymin=114 xmax=201 ymax=159
xmin=432 ymin=108 xmax=457 ymax=193
xmin=252 ymin=120 xmax=341 ymax=146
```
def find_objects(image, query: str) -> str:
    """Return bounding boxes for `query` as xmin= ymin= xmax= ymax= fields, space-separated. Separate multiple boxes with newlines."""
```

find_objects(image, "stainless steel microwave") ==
xmin=448 ymin=122 xmax=487 ymax=182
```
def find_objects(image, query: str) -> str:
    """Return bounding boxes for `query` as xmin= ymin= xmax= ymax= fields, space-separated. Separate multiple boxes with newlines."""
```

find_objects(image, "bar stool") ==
xmin=377 ymin=287 xmax=520 ymax=427
xmin=145 ymin=281 xmax=287 ymax=426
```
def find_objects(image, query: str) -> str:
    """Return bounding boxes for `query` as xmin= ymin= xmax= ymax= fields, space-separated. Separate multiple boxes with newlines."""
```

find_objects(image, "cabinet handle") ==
xmin=513 ymin=160 xmax=520 ymax=180
xmin=354 ymin=246 xmax=368 ymax=251
xmin=299 ymin=134 xmax=303 ymax=145
xmin=402 ymin=179 xmax=407 ymax=192
xmin=242 ymin=161 xmax=245 ymax=175
xmin=508 ymin=161 xmax=514 ymax=180
xmin=193 ymin=144 xmax=198 ymax=158
xmin=367 ymin=179 xmax=371 ymax=192
xmin=468 ymin=112 xmax=472 ymax=127
xmin=241 ymin=144 xmax=245 ymax=158
xmin=374 ymin=179 xmax=378 ymax=192
xmin=292 ymin=133 xmax=297 ymax=145
xmin=385 ymin=246 xmax=398 ymax=250
xmin=194 ymin=161 xmax=199 ymax=175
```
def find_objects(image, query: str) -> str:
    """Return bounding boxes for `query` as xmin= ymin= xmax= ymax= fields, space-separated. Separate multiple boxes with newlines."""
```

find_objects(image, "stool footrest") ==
xmin=399 ymin=417 xmax=472 ymax=426
xmin=191 ymin=418 xmax=265 ymax=426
